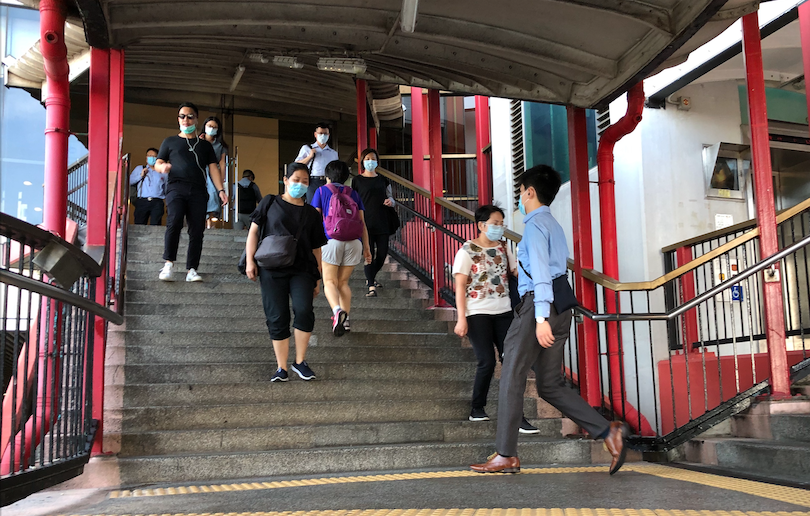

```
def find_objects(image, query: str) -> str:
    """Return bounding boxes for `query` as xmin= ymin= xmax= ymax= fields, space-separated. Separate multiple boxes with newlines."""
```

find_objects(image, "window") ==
xmin=702 ymin=143 xmax=749 ymax=200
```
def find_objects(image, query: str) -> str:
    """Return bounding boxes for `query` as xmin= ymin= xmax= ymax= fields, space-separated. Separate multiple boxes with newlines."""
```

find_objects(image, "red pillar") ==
xmin=800 ymin=1 xmax=810 ymax=135
xmin=39 ymin=0 xmax=70 ymax=237
xmin=474 ymin=96 xmax=492 ymax=206
xmin=567 ymin=106 xmax=600 ymax=407
xmin=356 ymin=79 xmax=368 ymax=160
xmin=676 ymin=246 xmax=700 ymax=352
xmin=427 ymin=89 xmax=449 ymax=307
xmin=87 ymin=47 xmax=110 ymax=455
xmin=368 ymin=127 xmax=378 ymax=150
xmin=742 ymin=12 xmax=790 ymax=398
xmin=411 ymin=87 xmax=428 ymax=189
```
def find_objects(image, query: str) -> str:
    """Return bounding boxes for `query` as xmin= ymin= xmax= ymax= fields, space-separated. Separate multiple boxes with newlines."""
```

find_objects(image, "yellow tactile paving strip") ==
xmin=107 ymin=464 xmax=810 ymax=509
xmin=54 ymin=509 xmax=810 ymax=516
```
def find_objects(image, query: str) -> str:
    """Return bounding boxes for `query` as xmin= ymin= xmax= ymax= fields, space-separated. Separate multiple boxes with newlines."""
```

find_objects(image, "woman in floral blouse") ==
xmin=452 ymin=205 xmax=538 ymax=433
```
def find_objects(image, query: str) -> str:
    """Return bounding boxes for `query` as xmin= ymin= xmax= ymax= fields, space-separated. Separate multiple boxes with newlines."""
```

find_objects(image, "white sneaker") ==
xmin=185 ymin=268 xmax=203 ymax=282
xmin=159 ymin=262 xmax=174 ymax=281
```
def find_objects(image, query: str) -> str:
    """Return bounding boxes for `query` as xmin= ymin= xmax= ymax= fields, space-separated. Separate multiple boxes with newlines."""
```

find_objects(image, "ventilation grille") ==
xmin=510 ymin=99 xmax=525 ymax=209
xmin=596 ymin=108 xmax=611 ymax=138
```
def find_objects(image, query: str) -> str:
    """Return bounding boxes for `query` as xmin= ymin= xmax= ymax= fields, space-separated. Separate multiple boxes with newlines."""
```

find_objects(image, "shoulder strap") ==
xmin=325 ymin=183 xmax=338 ymax=194
xmin=519 ymin=259 xmax=532 ymax=280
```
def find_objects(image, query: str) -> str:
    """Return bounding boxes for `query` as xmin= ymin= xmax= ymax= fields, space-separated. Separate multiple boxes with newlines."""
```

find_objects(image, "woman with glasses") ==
xmin=452 ymin=205 xmax=538 ymax=433
xmin=199 ymin=116 xmax=229 ymax=229
xmin=154 ymin=102 xmax=228 ymax=282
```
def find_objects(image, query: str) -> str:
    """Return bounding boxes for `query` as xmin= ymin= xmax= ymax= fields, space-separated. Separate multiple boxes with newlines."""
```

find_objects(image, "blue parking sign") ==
xmin=731 ymin=285 xmax=743 ymax=301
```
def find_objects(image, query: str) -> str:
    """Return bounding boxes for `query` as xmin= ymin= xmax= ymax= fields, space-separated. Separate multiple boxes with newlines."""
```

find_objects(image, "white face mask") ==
xmin=205 ymin=127 xmax=218 ymax=137
xmin=316 ymin=133 xmax=329 ymax=145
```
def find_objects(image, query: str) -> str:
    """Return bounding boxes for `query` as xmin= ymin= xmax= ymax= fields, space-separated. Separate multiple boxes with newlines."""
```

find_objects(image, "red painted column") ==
xmin=87 ymin=47 xmax=110 ymax=455
xmin=356 ymin=79 xmax=368 ymax=159
xmin=410 ymin=87 xmax=428 ymax=189
xmin=567 ymin=106 xmax=600 ymax=407
xmin=368 ymin=127 xmax=377 ymax=150
xmin=427 ymin=89 xmax=449 ymax=307
xmin=742 ymin=12 xmax=790 ymax=398
xmin=39 ymin=0 xmax=70 ymax=237
xmin=676 ymin=246 xmax=700 ymax=352
xmin=474 ymin=96 xmax=492 ymax=206
xmin=800 ymin=1 xmax=810 ymax=134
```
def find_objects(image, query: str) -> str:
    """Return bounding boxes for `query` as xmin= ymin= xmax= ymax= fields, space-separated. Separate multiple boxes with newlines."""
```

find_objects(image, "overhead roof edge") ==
xmin=73 ymin=0 xmax=109 ymax=48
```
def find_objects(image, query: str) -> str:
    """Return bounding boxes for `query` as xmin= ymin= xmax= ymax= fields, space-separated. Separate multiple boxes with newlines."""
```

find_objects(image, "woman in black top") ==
xmin=245 ymin=163 xmax=328 ymax=382
xmin=351 ymin=148 xmax=395 ymax=297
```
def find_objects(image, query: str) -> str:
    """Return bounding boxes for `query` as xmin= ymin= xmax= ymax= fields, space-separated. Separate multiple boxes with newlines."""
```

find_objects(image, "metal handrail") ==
xmin=577 ymin=232 xmax=810 ymax=322
xmin=0 ymin=269 xmax=123 ymax=324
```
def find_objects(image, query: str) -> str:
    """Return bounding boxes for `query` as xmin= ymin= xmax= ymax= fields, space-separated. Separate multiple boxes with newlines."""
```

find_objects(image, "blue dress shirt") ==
xmin=130 ymin=165 xmax=167 ymax=199
xmin=517 ymin=205 xmax=569 ymax=318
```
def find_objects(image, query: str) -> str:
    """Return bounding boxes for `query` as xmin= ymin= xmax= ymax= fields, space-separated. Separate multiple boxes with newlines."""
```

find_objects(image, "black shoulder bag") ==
xmin=237 ymin=196 xmax=305 ymax=273
xmin=518 ymin=260 xmax=579 ymax=313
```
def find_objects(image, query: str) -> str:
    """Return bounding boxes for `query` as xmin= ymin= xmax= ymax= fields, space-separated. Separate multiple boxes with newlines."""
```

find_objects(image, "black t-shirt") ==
xmin=157 ymin=135 xmax=218 ymax=189
xmin=353 ymin=174 xmax=389 ymax=235
xmin=250 ymin=195 xmax=328 ymax=278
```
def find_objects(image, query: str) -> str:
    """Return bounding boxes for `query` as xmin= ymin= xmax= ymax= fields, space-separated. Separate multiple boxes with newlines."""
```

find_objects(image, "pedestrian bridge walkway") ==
xmin=7 ymin=463 xmax=809 ymax=515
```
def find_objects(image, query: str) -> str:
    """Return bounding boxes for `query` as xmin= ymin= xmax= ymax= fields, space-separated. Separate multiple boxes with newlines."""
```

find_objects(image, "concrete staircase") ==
xmin=107 ymin=225 xmax=596 ymax=487
xmin=677 ymin=379 xmax=810 ymax=486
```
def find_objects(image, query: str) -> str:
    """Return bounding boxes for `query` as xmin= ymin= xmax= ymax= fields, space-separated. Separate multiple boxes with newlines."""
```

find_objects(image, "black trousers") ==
xmin=305 ymin=176 xmax=327 ymax=205
xmin=133 ymin=198 xmax=165 ymax=225
xmin=466 ymin=311 xmax=513 ymax=409
xmin=364 ymin=233 xmax=390 ymax=285
xmin=259 ymin=268 xmax=317 ymax=340
xmin=163 ymin=182 xmax=208 ymax=270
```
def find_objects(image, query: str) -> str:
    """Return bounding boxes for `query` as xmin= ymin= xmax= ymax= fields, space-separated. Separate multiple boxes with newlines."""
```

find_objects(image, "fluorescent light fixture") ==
xmin=273 ymin=56 xmax=304 ymax=69
xmin=229 ymin=65 xmax=245 ymax=92
xmin=400 ymin=0 xmax=419 ymax=33
xmin=317 ymin=58 xmax=367 ymax=74
xmin=249 ymin=52 xmax=269 ymax=64
xmin=23 ymin=181 xmax=32 ymax=186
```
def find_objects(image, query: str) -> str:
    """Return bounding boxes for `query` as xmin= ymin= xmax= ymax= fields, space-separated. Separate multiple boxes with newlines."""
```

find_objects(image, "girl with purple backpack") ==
xmin=311 ymin=160 xmax=372 ymax=337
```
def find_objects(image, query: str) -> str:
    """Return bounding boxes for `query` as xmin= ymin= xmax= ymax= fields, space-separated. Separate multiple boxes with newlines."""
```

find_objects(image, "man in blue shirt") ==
xmin=129 ymin=147 xmax=167 ymax=225
xmin=471 ymin=165 xmax=628 ymax=476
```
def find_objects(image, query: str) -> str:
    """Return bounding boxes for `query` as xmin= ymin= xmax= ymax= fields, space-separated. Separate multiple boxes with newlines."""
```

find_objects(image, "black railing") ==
xmin=66 ymin=155 xmax=89 ymax=226
xmin=0 ymin=214 xmax=123 ymax=507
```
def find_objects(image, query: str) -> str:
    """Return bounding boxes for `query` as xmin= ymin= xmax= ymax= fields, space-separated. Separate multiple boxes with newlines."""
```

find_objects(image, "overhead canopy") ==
xmin=8 ymin=0 xmax=761 ymax=120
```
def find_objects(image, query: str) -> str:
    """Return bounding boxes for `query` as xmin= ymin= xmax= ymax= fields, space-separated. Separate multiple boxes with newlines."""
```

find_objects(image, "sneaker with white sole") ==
xmin=270 ymin=368 xmax=289 ymax=382
xmin=331 ymin=309 xmax=348 ymax=337
xmin=291 ymin=361 xmax=316 ymax=380
xmin=185 ymin=268 xmax=203 ymax=282
xmin=159 ymin=262 xmax=174 ymax=281
xmin=519 ymin=417 xmax=540 ymax=434
xmin=469 ymin=408 xmax=490 ymax=421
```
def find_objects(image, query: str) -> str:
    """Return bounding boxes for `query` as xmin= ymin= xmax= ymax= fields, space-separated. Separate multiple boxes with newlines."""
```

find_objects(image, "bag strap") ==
xmin=307 ymin=144 xmax=317 ymax=172
xmin=519 ymin=259 xmax=532 ymax=280
xmin=498 ymin=240 xmax=515 ymax=276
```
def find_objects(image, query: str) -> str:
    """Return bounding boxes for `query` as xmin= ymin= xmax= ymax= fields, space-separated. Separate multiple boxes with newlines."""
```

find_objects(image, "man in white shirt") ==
xmin=295 ymin=122 xmax=339 ymax=203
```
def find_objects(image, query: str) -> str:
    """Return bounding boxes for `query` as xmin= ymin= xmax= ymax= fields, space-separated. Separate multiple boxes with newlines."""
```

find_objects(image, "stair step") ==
xmin=771 ymin=414 xmax=810 ymax=443
xmin=120 ymin=398 xmax=538 ymax=432
xmin=120 ymin=345 xmax=474 ymax=365
xmin=713 ymin=438 xmax=810 ymax=484
xmin=119 ymin=419 xmax=561 ymax=456
xmin=127 ymin=258 xmax=400 ymax=279
xmin=126 ymin=291 xmax=428 ymax=309
xmin=121 ymin=315 xmax=450 ymax=333
xmin=115 ymin=330 xmax=459 ymax=348
xmin=126 ymin=271 xmax=413 ymax=289
xmin=124 ymin=303 xmax=435 ymax=321
xmin=121 ymin=380 xmax=478 ymax=407
xmin=125 ymin=280 xmax=429 ymax=297
xmin=122 ymin=361 xmax=475 ymax=384
xmin=116 ymin=439 xmax=593 ymax=485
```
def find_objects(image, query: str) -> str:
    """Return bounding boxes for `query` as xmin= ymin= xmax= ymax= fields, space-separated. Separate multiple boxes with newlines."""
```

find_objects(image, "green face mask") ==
xmin=180 ymin=124 xmax=197 ymax=135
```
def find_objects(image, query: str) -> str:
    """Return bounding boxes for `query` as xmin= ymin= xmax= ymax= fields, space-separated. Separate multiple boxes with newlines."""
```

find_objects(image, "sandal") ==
xmin=366 ymin=287 xmax=378 ymax=297
xmin=373 ymin=281 xmax=384 ymax=288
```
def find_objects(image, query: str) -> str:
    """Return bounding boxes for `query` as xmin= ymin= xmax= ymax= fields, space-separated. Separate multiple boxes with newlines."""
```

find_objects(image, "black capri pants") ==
xmin=259 ymin=268 xmax=317 ymax=340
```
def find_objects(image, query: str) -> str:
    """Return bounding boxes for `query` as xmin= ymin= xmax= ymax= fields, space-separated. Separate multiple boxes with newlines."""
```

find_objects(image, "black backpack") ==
xmin=238 ymin=182 xmax=258 ymax=214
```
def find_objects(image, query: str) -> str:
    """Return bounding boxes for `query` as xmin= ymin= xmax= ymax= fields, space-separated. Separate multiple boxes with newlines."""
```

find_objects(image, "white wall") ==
xmin=490 ymin=98 xmax=518 ymax=230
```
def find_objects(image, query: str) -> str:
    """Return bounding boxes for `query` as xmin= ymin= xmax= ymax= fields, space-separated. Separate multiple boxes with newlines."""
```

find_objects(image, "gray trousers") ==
xmin=234 ymin=213 xmax=252 ymax=230
xmin=496 ymin=292 xmax=611 ymax=457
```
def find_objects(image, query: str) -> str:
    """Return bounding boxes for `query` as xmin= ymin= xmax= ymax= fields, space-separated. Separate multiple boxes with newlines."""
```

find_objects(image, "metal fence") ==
xmin=66 ymin=155 xmax=89 ymax=226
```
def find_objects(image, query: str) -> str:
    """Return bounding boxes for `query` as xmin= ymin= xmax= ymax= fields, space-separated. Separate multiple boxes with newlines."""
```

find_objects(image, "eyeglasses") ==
xmin=178 ymin=114 xmax=197 ymax=120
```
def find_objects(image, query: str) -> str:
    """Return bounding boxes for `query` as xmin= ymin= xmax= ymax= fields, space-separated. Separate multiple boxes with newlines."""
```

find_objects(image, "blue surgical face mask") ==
xmin=518 ymin=192 xmax=527 ymax=216
xmin=316 ymin=133 xmax=329 ymax=145
xmin=205 ymin=127 xmax=218 ymax=137
xmin=287 ymin=181 xmax=307 ymax=198
xmin=485 ymin=224 xmax=505 ymax=241
xmin=146 ymin=156 xmax=157 ymax=166
xmin=363 ymin=160 xmax=378 ymax=172
xmin=180 ymin=124 xmax=196 ymax=134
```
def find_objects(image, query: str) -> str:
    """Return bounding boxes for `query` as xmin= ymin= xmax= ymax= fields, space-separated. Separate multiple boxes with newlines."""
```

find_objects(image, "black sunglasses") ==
xmin=178 ymin=114 xmax=197 ymax=120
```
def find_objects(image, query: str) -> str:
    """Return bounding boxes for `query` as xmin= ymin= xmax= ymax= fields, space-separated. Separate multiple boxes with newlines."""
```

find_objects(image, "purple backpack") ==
xmin=323 ymin=184 xmax=364 ymax=241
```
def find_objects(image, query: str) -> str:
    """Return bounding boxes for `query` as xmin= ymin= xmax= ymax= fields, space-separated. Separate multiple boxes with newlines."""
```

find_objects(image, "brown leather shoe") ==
xmin=603 ymin=421 xmax=629 ymax=475
xmin=470 ymin=454 xmax=520 ymax=473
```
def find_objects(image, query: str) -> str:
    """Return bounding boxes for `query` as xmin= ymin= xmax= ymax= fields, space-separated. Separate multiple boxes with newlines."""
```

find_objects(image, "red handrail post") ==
xmin=411 ymin=87 xmax=428 ymax=189
xmin=474 ymin=96 xmax=492 ymax=206
xmin=567 ymin=106 xmax=600 ymax=407
xmin=427 ymin=89 xmax=449 ymax=307
xmin=742 ymin=11 xmax=790 ymax=398
xmin=676 ymin=246 xmax=700 ymax=353
xmin=88 ymin=47 xmax=111 ymax=455
xmin=356 ymin=79 xmax=368 ymax=160
xmin=800 ymin=2 xmax=810 ymax=137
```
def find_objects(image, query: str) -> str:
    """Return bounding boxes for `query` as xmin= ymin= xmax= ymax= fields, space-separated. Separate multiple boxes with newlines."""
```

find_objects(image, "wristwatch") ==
xmin=218 ymin=189 xmax=225 ymax=194
xmin=536 ymin=317 xmax=546 ymax=324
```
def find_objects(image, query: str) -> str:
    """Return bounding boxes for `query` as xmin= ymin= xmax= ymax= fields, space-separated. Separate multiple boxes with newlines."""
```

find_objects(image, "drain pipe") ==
xmin=40 ymin=0 xmax=70 ymax=237
xmin=596 ymin=82 xmax=654 ymax=435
